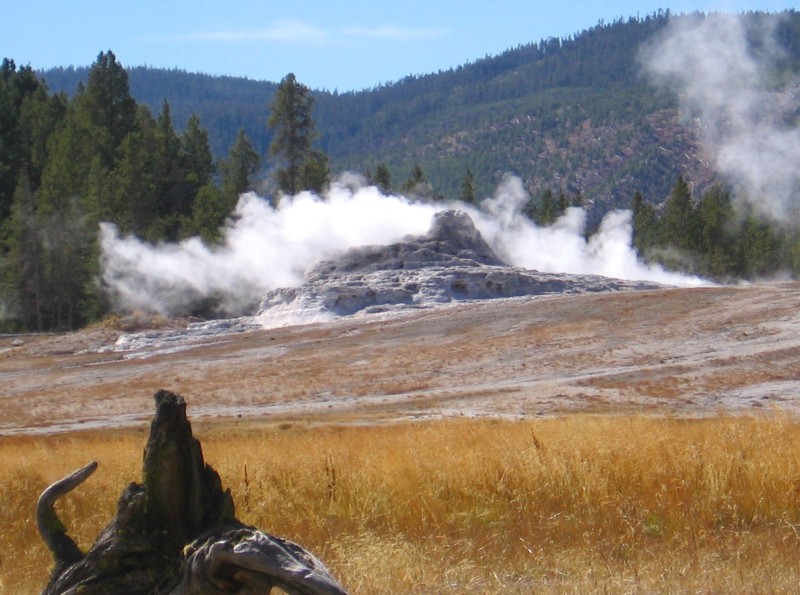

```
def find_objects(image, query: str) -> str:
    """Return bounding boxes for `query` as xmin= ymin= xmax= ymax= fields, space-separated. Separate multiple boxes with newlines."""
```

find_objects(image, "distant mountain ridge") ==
xmin=39 ymin=10 xmax=800 ymax=218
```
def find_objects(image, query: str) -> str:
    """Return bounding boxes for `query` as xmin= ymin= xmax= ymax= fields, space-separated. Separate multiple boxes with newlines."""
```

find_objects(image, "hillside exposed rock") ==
xmin=254 ymin=210 xmax=664 ymax=327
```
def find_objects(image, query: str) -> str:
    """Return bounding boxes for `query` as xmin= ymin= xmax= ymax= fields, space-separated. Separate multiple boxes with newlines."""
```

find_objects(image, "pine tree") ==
xmin=107 ymin=131 xmax=158 ymax=237
xmin=740 ymin=212 xmax=781 ymax=278
xmin=267 ymin=73 xmax=320 ymax=196
xmin=187 ymin=184 xmax=227 ymax=244
xmin=460 ymin=168 xmax=477 ymax=204
xmin=17 ymin=88 xmax=67 ymax=194
xmin=181 ymin=115 xmax=215 ymax=198
xmin=631 ymin=190 xmax=659 ymax=257
xmin=220 ymin=129 xmax=261 ymax=199
xmin=662 ymin=176 xmax=697 ymax=253
xmin=2 ymin=53 xmax=251 ymax=328
xmin=3 ymin=176 xmax=45 ymax=330
xmin=300 ymin=150 xmax=330 ymax=195
xmin=0 ymin=59 xmax=63 ymax=224
xmin=402 ymin=164 xmax=433 ymax=198
xmin=372 ymin=162 xmax=392 ymax=193
xmin=153 ymin=100 xmax=190 ymax=238
xmin=0 ymin=60 xmax=17 ymax=222
xmin=36 ymin=108 xmax=95 ymax=216
xmin=696 ymin=184 xmax=736 ymax=278
xmin=38 ymin=197 xmax=99 ymax=329
xmin=528 ymin=188 xmax=557 ymax=225
xmin=555 ymin=190 xmax=569 ymax=215
xmin=78 ymin=50 xmax=137 ymax=167
xmin=190 ymin=129 xmax=261 ymax=243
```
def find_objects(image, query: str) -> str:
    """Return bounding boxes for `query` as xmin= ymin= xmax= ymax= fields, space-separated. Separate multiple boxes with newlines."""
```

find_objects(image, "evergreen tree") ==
xmin=740 ymin=212 xmax=781 ymax=278
xmin=402 ymin=163 xmax=434 ymax=198
xmin=153 ymin=100 xmax=190 ymax=238
xmin=23 ymin=94 xmax=101 ymax=329
xmin=107 ymin=131 xmax=158 ymax=236
xmin=187 ymin=184 xmax=228 ymax=244
xmin=662 ymin=176 xmax=697 ymax=253
xmin=695 ymin=184 xmax=736 ymax=278
xmin=631 ymin=190 xmax=659 ymax=257
xmin=2 ymin=176 xmax=45 ymax=330
xmin=181 ymin=114 xmax=215 ymax=198
xmin=785 ymin=229 xmax=800 ymax=277
xmin=0 ymin=60 xmax=17 ymax=222
xmin=527 ymin=188 xmax=558 ymax=225
xmin=372 ymin=162 xmax=392 ymax=193
xmin=220 ymin=129 xmax=261 ymax=198
xmin=2 ymin=53 xmax=280 ymax=329
xmin=78 ymin=50 xmax=137 ymax=167
xmin=300 ymin=150 xmax=330 ymax=195
xmin=36 ymin=108 xmax=95 ymax=216
xmin=267 ymin=73 xmax=320 ymax=196
xmin=17 ymin=87 xmax=67 ymax=194
xmin=460 ymin=168 xmax=477 ymax=204
xmin=38 ymin=197 xmax=99 ymax=329
xmin=555 ymin=190 xmax=569 ymax=215
xmin=190 ymin=129 xmax=261 ymax=243
xmin=8 ymin=171 xmax=100 ymax=330
xmin=0 ymin=59 xmax=63 ymax=224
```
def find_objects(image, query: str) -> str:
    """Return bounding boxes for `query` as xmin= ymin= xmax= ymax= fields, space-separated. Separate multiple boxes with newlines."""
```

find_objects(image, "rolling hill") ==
xmin=39 ymin=11 xmax=800 ymax=220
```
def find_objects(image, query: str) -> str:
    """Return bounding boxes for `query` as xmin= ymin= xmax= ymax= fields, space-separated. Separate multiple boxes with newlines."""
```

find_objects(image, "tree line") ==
xmin=34 ymin=13 xmax=695 ymax=205
xmin=0 ymin=53 xmax=324 ymax=331
xmin=524 ymin=176 xmax=800 ymax=281
xmin=37 ymin=12 xmax=800 ymax=210
xmin=3 ymin=48 xmax=799 ymax=332
xmin=630 ymin=178 xmax=800 ymax=281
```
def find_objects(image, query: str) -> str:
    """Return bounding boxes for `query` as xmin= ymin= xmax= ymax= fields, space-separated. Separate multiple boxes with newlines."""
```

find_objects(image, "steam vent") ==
xmin=254 ymin=209 xmax=664 ymax=326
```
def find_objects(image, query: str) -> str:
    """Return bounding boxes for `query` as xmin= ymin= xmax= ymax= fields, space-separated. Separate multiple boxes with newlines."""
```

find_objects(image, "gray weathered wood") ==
xmin=37 ymin=389 xmax=347 ymax=594
xmin=36 ymin=460 xmax=98 ymax=577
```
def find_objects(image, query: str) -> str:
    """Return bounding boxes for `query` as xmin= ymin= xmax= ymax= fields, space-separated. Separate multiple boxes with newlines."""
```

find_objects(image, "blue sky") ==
xmin=3 ymin=0 xmax=795 ymax=91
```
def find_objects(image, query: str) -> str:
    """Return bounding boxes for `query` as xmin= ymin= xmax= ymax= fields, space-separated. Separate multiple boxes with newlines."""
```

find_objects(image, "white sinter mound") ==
xmin=254 ymin=209 xmax=665 ymax=328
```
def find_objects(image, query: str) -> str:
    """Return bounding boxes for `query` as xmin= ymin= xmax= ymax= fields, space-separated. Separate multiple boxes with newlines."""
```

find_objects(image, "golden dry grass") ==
xmin=4 ymin=415 xmax=800 ymax=593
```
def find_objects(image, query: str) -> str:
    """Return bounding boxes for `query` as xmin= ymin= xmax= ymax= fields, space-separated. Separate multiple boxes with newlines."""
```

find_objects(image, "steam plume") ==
xmin=640 ymin=12 xmax=800 ymax=220
xmin=100 ymin=174 xmax=700 ymax=318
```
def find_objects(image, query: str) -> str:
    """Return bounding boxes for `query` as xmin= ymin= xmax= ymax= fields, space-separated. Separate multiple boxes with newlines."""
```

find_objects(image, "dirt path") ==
xmin=2 ymin=283 xmax=799 ymax=434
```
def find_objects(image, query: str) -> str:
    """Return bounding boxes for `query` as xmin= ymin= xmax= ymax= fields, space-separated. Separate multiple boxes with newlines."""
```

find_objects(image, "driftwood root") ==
xmin=36 ymin=390 xmax=347 ymax=594
xmin=36 ymin=460 xmax=98 ymax=575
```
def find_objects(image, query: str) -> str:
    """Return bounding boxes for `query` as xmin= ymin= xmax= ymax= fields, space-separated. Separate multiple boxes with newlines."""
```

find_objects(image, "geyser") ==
xmin=99 ymin=174 xmax=702 ymax=320
xmin=254 ymin=209 xmax=667 ymax=328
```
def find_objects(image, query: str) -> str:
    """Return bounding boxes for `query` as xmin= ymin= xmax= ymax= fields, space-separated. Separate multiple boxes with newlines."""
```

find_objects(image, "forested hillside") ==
xmin=4 ymin=10 xmax=800 ymax=332
xmin=1 ymin=52 xmax=263 ymax=330
xmin=40 ymin=12 xmax=697 ymax=210
xmin=38 ymin=11 xmax=800 ymax=212
xmin=316 ymin=12 xmax=684 ymax=208
xmin=41 ymin=67 xmax=278 ymax=162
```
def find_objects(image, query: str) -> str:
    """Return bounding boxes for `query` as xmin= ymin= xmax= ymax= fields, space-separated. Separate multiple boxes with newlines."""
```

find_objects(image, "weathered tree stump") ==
xmin=37 ymin=389 xmax=347 ymax=594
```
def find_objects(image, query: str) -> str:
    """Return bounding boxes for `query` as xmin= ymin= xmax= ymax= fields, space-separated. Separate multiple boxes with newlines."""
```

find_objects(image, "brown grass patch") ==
xmin=4 ymin=415 xmax=800 ymax=592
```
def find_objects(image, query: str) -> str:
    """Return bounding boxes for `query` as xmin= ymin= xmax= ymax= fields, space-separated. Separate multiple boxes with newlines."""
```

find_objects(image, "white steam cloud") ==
xmin=641 ymin=13 xmax=800 ymax=220
xmin=100 ymin=174 xmax=700 ymax=318
xmin=103 ymin=12 xmax=800 ymax=320
xmin=477 ymin=176 xmax=673 ymax=281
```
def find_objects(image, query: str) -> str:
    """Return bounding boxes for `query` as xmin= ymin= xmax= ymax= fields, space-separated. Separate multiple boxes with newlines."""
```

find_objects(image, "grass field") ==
xmin=4 ymin=414 xmax=800 ymax=593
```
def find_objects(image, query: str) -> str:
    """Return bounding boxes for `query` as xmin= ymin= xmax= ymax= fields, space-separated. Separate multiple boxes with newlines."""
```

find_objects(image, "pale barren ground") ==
xmin=2 ymin=282 xmax=800 ymax=434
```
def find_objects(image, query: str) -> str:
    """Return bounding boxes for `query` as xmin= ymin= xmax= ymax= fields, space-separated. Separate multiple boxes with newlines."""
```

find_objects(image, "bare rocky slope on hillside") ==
xmin=2 ymin=281 xmax=800 ymax=435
